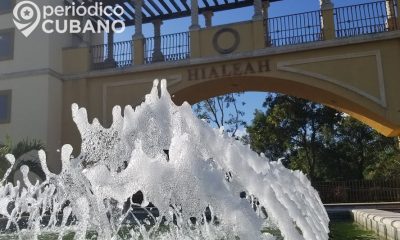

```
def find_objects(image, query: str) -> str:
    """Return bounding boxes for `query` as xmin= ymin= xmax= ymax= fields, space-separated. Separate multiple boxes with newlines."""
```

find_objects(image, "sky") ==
xmin=113 ymin=0 xmax=378 ymax=126
xmin=114 ymin=0 xmax=379 ymax=40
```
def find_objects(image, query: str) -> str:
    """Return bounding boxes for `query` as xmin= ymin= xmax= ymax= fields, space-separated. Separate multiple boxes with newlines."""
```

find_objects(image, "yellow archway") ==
xmin=171 ymin=76 xmax=400 ymax=137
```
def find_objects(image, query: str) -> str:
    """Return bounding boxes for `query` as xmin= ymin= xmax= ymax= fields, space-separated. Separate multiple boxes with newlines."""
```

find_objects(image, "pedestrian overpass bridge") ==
xmin=61 ymin=0 xmax=400 ymax=148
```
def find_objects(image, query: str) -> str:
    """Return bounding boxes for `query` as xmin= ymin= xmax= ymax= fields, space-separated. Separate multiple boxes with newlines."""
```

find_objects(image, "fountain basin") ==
xmin=0 ymin=80 xmax=329 ymax=240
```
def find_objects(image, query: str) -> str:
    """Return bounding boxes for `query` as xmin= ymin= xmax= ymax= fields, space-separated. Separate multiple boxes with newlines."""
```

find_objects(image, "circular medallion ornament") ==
xmin=212 ymin=28 xmax=240 ymax=54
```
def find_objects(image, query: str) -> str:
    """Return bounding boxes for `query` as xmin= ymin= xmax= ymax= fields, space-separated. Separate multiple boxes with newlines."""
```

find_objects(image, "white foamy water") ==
xmin=0 ymin=80 xmax=329 ymax=240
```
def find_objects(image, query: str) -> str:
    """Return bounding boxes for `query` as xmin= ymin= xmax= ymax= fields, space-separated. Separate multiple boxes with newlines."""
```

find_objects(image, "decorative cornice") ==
xmin=0 ymin=68 xmax=64 ymax=81
xmin=63 ymin=30 xmax=400 ymax=81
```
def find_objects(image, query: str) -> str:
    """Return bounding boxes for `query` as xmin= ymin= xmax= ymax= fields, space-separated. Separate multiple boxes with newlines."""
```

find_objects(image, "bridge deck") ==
xmin=90 ymin=1 xmax=399 ymax=70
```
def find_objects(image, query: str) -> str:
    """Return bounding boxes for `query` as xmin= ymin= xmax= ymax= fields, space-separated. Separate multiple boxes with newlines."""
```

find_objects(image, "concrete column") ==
xmin=262 ymin=1 xmax=270 ymax=19
xmin=320 ymin=0 xmax=333 ymax=8
xmin=79 ymin=15 xmax=91 ymax=47
xmin=189 ymin=0 xmax=201 ymax=58
xmin=133 ymin=0 xmax=144 ymax=39
xmin=105 ymin=30 xmax=116 ymax=65
xmin=252 ymin=20 xmax=266 ymax=49
xmin=320 ymin=0 xmax=335 ymax=40
xmin=386 ymin=0 xmax=397 ymax=30
xmin=263 ymin=1 xmax=270 ymax=46
xmin=203 ymin=11 xmax=213 ymax=28
xmin=133 ymin=0 xmax=144 ymax=65
xmin=190 ymin=0 xmax=200 ymax=30
xmin=253 ymin=0 xmax=263 ymax=21
xmin=80 ymin=32 xmax=91 ymax=47
xmin=90 ymin=32 xmax=104 ymax=45
xmin=397 ymin=0 xmax=400 ymax=27
xmin=251 ymin=0 xmax=265 ymax=48
xmin=190 ymin=30 xmax=201 ymax=58
xmin=152 ymin=19 xmax=164 ymax=62
xmin=133 ymin=37 xmax=144 ymax=65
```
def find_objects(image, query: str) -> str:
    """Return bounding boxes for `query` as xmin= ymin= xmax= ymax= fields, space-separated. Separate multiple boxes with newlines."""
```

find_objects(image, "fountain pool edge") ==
xmin=353 ymin=209 xmax=400 ymax=240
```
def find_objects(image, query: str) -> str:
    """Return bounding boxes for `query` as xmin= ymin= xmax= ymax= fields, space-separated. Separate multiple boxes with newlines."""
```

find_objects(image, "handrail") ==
xmin=91 ymin=40 xmax=133 ymax=69
xmin=335 ymin=0 xmax=398 ymax=38
xmin=267 ymin=10 xmax=323 ymax=47
xmin=144 ymin=31 xmax=190 ymax=64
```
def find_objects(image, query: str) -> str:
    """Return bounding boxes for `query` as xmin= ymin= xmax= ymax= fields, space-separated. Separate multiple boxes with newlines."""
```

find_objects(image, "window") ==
xmin=0 ymin=0 xmax=13 ymax=14
xmin=0 ymin=29 xmax=14 ymax=61
xmin=0 ymin=90 xmax=11 ymax=124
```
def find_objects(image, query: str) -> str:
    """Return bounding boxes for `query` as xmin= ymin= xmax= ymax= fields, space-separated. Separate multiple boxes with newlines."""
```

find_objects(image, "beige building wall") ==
xmin=0 ymin=74 xmax=63 ymax=172
xmin=0 ymin=0 xmax=77 ymax=172
xmin=0 ymin=0 xmax=75 ymax=74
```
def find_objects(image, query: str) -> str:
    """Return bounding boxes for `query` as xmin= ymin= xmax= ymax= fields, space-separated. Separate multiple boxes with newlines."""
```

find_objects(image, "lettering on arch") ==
xmin=187 ymin=59 xmax=271 ymax=81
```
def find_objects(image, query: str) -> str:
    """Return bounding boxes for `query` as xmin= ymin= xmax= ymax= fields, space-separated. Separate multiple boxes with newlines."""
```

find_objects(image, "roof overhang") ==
xmin=66 ymin=0 xmax=281 ymax=26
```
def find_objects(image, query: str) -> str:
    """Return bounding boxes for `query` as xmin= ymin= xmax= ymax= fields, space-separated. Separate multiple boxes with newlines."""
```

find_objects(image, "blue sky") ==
xmin=114 ymin=0 xmax=378 ymax=125
xmin=115 ymin=0 xmax=378 ymax=40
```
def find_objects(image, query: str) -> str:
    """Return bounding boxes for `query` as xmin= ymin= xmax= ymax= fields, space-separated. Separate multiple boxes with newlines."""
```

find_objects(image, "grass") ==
xmin=329 ymin=221 xmax=380 ymax=240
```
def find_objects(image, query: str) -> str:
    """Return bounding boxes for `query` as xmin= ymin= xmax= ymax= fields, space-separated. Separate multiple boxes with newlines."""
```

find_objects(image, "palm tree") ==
xmin=0 ymin=137 xmax=46 ymax=182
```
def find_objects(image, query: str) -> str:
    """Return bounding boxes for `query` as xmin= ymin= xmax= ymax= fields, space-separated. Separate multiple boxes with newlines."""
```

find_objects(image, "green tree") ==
xmin=247 ymin=94 xmax=399 ymax=181
xmin=362 ymin=133 xmax=399 ymax=180
xmin=366 ymin=154 xmax=400 ymax=180
xmin=193 ymin=93 xmax=246 ymax=138
xmin=246 ymin=109 xmax=291 ymax=161
xmin=247 ymin=94 xmax=340 ymax=181
xmin=333 ymin=117 xmax=396 ymax=180
xmin=315 ymin=117 xmax=397 ymax=181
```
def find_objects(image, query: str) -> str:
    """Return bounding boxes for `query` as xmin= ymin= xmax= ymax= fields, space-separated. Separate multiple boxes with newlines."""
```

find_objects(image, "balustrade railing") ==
xmin=91 ymin=40 xmax=133 ymax=70
xmin=335 ymin=1 xmax=398 ymax=38
xmin=144 ymin=32 xmax=190 ymax=64
xmin=267 ymin=10 xmax=323 ymax=47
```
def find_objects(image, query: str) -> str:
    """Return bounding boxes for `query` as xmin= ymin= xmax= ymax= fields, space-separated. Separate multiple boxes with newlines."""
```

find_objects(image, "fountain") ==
xmin=0 ymin=80 xmax=329 ymax=240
